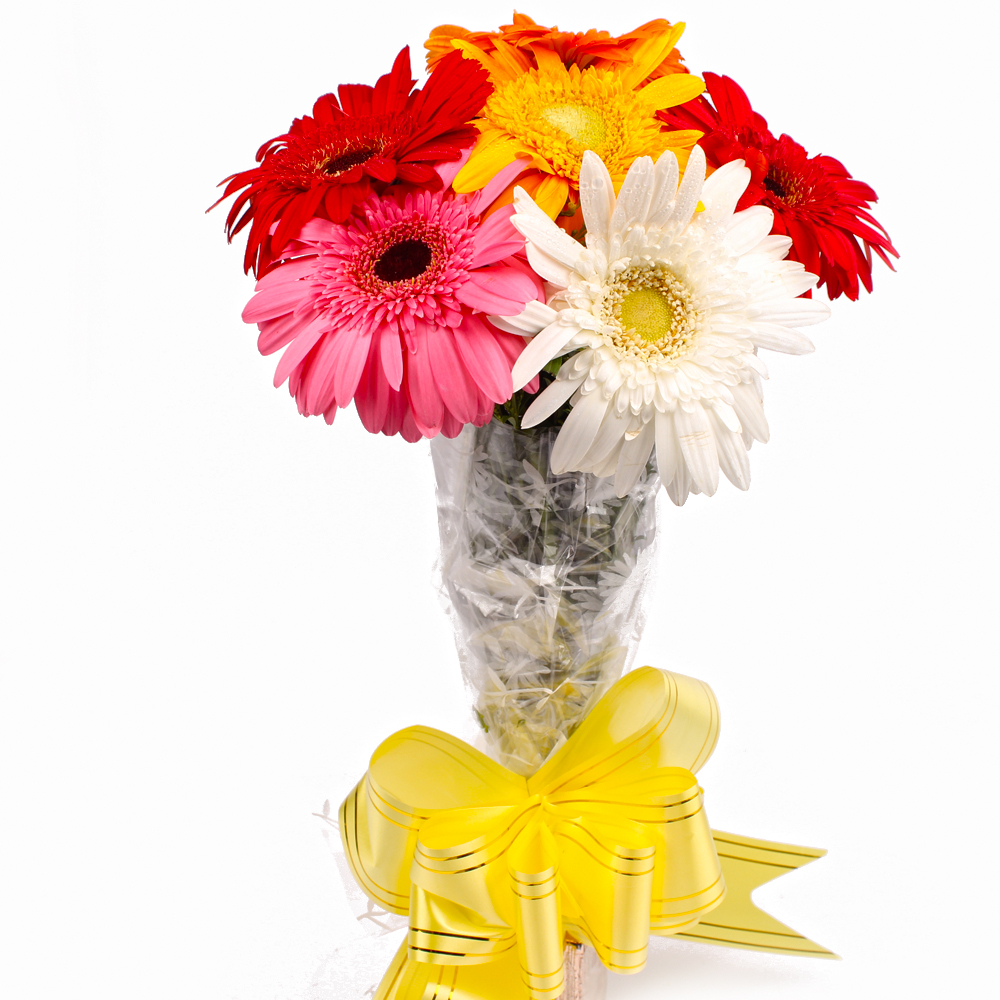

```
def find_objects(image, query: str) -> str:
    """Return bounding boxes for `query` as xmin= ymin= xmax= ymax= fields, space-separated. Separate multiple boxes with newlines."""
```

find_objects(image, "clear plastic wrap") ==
xmin=431 ymin=419 xmax=660 ymax=776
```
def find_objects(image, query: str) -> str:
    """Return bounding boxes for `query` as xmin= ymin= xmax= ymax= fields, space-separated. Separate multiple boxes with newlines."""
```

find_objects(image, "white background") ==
xmin=2 ymin=1 xmax=997 ymax=998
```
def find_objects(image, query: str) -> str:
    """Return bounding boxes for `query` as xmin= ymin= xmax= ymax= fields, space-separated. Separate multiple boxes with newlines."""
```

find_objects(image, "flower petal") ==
xmin=511 ymin=321 xmax=582 ymax=391
xmin=578 ymin=151 xmax=616 ymax=238
xmin=453 ymin=315 xmax=514 ymax=403
xmin=455 ymin=266 xmax=535 ymax=314
xmin=675 ymin=404 xmax=719 ymax=496
xmin=522 ymin=369 xmax=586 ymax=428
xmin=614 ymin=420 xmax=655 ymax=497
xmin=550 ymin=389 xmax=610 ymax=473
xmin=492 ymin=300 xmax=559 ymax=335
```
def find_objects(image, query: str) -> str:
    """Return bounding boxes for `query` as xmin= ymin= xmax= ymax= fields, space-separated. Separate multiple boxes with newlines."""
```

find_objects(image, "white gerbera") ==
xmin=492 ymin=146 xmax=830 ymax=505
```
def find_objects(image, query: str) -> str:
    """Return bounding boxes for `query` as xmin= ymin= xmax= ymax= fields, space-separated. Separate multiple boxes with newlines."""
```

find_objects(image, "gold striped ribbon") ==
xmin=340 ymin=667 xmax=834 ymax=1000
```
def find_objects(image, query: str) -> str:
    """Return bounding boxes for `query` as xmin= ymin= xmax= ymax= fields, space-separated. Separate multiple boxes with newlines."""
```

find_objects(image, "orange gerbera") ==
xmin=437 ymin=23 xmax=704 ymax=220
xmin=425 ymin=12 xmax=689 ymax=79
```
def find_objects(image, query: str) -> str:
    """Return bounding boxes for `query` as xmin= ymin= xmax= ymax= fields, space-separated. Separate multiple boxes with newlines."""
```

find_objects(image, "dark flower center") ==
xmin=763 ymin=166 xmax=801 ymax=204
xmin=323 ymin=147 xmax=376 ymax=175
xmin=374 ymin=239 xmax=433 ymax=283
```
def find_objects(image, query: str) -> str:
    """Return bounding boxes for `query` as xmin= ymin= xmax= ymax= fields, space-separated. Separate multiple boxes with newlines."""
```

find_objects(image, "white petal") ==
xmin=770 ymin=263 xmax=820 ymax=298
xmin=494 ymin=300 xmax=558 ymax=334
xmin=588 ymin=440 xmax=624 ymax=479
xmin=665 ymin=144 xmax=706 ymax=231
xmin=550 ymin=390 xmax=610 ymax=472
xmin=610 ymin=156 xmax=655 ymax=237
xmin=524 ymin=241 xmax=574 ymax=286
xmin=750 ymin=322 xmax=816 ymax=355
xmin=726 ymin=205 xmax=775 ymax=255
xmin=753 ymin=235 xmax=794 ymax=259
xmin=751 ymin=297 xmax=830 ymax=327
xmin=511 ymin=190 xmax=584 ymax=270
xmin=511 ymin=322 xmax=582 ymax=390
xmin=700 ymin=157 xmax=751 ymax=221
xmin=712 ymin=399 xmax=742 ymax=433
xmin=585 ymin=403 xmax=633 ymax=467
xmin=647 ymin=150 xmax=681 ymax=228
xmin=664 ymin=458 xmax=692 ymax=506
xmin=614 ymin=420 xmax=655 ymax=497
xmin=578 ymin=151 xmax=616 ymax=239
xmin=675 ymin=404 xmax=719 ymax=496
xmin=521 ymin=369 xmax=586 ymax=428
xmin=709 ymin=410 xmax=750 ymax=490
xmin=654 ymin=409 xmax=680 ymax=484
xmin=731 ymin=382 xmax=769 ymax=443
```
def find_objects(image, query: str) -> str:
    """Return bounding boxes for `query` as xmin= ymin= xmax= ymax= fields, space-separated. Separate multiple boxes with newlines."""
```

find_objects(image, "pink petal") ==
xmin=435 ymin=147 xmax=472 ymax=189
xmin=379 ymin=328 xmax=404 ymax=390
xmin=299 ymin=336 xmax=341 ymax=415
xmin=475 ymin=158 xmax=529 ymax=212
xmin=354 ymin=345 xmax=391 ymax=434
xmin=440 ymin=410 xmax=464 ymax=438
xmin=503 ymin=255 xmax=545 ymax=301
xmin=455 ymin=265 xmax=535 ymax=314
xmin=399 ymin=408 xmax=423 ymax=442
xmin=471 ymin=207 xmax=525 ymax=267
xmin=257 ymin=310 xmax=316 ymax=356
xmin=243 ymin=282 xmax=311 ymax=324
xmin=294 ymin=218 xmax=341 ymax=244
xmin=452 ymin=315 xmax=514 ymax=403
xmin=403 ymin=328 xmax=444 ymax=432
xmin=493 ymin=326 xmax=539 ymax=393
xmin=272 ymin=317 xmax=328 ymax=387
xmin=333 ymin=330 xmax=372 ymax=407
xmin=427 ymin=326 xmax=478 ymax=424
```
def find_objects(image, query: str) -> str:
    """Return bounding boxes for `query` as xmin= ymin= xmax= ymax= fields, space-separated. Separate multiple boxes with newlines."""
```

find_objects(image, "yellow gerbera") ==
xmin=448 ymin=27 xmax=705 ymax=218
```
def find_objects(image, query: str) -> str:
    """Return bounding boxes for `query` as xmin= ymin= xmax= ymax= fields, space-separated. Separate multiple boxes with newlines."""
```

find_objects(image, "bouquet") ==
xmin=213 ymin=12 xmax=894 ymax=999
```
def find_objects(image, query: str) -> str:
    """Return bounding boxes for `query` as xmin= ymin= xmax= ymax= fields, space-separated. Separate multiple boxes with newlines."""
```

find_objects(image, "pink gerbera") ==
xmin=242 ymin=160 xmax=542 ymax=440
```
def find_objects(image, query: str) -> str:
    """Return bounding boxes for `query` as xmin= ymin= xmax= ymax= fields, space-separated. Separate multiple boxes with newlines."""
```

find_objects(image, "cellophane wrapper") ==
xmin=431 ymin=419 xmax=660 ymax=776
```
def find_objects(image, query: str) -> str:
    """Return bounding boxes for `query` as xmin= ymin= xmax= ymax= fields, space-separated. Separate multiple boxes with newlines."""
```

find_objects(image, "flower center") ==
xmin=323 ymin=147 xmax=376 ymax=175
xmin=619 ymin=287 xmax=674 ymax=343
xmin=538 ymin=104 xmax=607 ymax=149
xmin=763 ymin=166 xmax=801 ymax=204
xmin=373 ymin=238 xmax=434 ymax=283
xmin=604 ymin=264 xmax=697 ymax=363
xmin=481 ymin=66 xmax=669 ymax=188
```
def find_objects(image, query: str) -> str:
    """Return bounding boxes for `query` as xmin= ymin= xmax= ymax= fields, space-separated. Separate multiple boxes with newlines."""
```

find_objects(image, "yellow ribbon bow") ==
xmin=341 ymin=668 xmax=834 ymax=1000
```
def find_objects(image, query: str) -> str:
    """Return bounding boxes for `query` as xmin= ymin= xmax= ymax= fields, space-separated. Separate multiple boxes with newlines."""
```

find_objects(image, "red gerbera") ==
xmin=658 ymin=73 xmax=898 ymax=300
xmin=212 ymin=47 xmax=492 ymax=276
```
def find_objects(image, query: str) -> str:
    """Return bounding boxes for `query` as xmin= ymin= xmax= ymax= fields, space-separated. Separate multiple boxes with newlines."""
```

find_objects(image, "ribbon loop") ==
xmin=507 ymin=819 xmax=564 ymax=998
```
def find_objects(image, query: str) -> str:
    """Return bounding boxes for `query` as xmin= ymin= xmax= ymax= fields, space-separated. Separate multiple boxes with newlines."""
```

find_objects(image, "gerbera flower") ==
xmin=658 ymin=73 xmax=897 ymax=300
xmin=241 ymin=160 xmax=543 ymax=442
xmin=426 ymin=12 xmax=689 ymax=79
xmin=446 ymin=36 xmax=705 ymax=218
xmin=212 ymin=47 xmax=492 ymax=276
xmin=495 ymin=147 xmax=830 ymax=505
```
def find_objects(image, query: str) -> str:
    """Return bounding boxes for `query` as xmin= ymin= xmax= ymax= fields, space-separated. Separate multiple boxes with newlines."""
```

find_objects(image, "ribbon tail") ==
xmin=671 ymin=831 xmax=838 ymax=959
xmin=375 ymin=937 xmax=532 ymax=1000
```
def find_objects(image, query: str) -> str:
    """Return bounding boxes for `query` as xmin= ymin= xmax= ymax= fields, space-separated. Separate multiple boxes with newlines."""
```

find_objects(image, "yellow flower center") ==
xmin=482 ymin=65 xmax=673 ymax=189
xmin=538 ymin=104 xmax=608 ymax=150
xmin=604 ymin=265 xmax=698 ymax=363
xmin=619 ymin=287 xmax=674 ymax=343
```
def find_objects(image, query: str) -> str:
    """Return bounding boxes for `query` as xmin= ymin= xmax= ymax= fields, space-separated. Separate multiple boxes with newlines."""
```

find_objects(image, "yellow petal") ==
xmin=454 ymin=136 xmax=523 ymax=192
xmin=531 ymin=45 xmax=567 ymax=75
xmin=660 ymin=129 xmax=704 ymax=147
xmin=490 ymin=37 xmax=533 ymax=77
xmin=531 ymin=174 xmax=571 ymax=219
xmin=618 ymin=23 xmax=685 ymax=89
xmin=638 ymin=73 xmax=705 ymax=111
xmin=450 ymin=38 xmax=511 ymax=82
